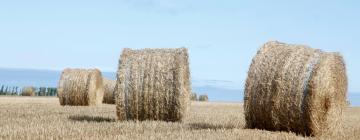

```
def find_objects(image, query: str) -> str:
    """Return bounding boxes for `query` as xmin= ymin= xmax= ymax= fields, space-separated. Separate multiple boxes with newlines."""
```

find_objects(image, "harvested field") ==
xmin=0 ymin=96 xmax=359 ymax=140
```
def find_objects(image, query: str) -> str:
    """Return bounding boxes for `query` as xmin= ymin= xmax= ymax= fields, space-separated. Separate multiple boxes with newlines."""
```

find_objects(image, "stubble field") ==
xmin=0 ymin=96 xmax=359 ymax=140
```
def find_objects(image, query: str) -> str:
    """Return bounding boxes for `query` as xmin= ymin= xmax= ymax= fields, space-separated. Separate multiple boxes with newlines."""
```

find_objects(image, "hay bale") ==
xmin=198 ymin=95 xmax=209 ymax=102
xmin=103 ymin=78 xmax=116 ymax=104
xmin=21 ymin=87 xmax=36 ymax=96
xmin=114 ymin=48 xmax=191 ymax=122
xmin=244 ymin=41 xmax=348 ymax=136
xmin=58 ymin=68 xmax=104 ymax=106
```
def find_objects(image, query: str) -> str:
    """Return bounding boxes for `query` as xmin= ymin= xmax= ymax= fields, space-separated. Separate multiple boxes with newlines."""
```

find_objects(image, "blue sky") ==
xmin=0 ymin=0 xmax=359 ymax=92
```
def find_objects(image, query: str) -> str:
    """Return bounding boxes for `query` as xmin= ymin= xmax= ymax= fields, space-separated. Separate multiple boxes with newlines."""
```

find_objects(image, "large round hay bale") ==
xmin=58 ymin=68 xmax=104 ymax=106
xmin=103 ymin=78 xmax=116 ymax=104
xmin=114 ymin=48 xmax=191 ymax=122
xmin=244 ymin=41 xmax=348 ymax=136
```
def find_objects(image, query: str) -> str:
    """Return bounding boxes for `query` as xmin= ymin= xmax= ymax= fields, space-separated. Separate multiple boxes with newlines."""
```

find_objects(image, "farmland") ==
xmin=0 ymin=96 xmax=359 ymax=140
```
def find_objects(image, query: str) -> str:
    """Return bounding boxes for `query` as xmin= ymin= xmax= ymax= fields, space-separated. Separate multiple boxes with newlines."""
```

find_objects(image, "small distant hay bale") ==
xmin=58 ymin=68 xmax=104 ymax=106
xmin=198 ymin=95 xmax=208 ymax=102
xmin=103 ymin=78 xmax=116 ymax=104
xmin=115 ymin=48 xmax=191 ymax=122
xmin=21 ymin=87 xmax=36 ymax=96
xmin=244 ymin=41 xmax=348 ymax=136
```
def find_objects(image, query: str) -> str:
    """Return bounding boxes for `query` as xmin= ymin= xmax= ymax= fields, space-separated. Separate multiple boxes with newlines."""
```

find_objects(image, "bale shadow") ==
xmin=189 ymin=123 xmax=237 ymax=130
xmin=68 ymin=115 xmax=115 ymax=123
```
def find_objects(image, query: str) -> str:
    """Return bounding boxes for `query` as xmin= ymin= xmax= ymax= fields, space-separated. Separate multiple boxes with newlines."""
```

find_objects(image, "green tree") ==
xmin=5 ymin=86 xmax=8 ymax=95
xmin=0 ymin=85 xmax=4 ymax=95
xmin=39 ymin=87 xmax=46 ymax=96
xmin=53 ymin=88 xmax=57 ymax=96
xmin=198 ymin=94 xmax=209 ymax=102
xmin=190 ymin=92 xmax=198 ymax=101
xmin=15 ymin=87 xmax=19 ymax=95
xmin=46 ymin=88 xmax=50 ymax=96
xmin=12 ymin=87 xmax=16 ymax=95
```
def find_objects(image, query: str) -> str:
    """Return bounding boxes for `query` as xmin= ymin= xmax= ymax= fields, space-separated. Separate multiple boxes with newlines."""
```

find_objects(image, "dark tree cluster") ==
xmin=0 ymin=85 xmax=57 ymax=96
xmin=191 ymin=92 xmax=209 ymax=102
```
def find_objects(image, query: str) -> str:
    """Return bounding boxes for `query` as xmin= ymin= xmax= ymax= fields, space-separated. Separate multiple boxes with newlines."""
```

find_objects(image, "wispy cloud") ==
xmin=192 ymin=78 xmax=241 ymax=90
xmin=205 ymin=80 xmax=234 ymax=84
xmin=190 ymin=45 xmax=214 ymax=50
xmin=120 ymin=0 xmax=194 ymax=15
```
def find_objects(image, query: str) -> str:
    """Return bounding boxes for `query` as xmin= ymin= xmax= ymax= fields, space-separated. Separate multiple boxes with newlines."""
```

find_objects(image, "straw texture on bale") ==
xmin=244 ymin=41 xmax=348 ymax=136
xmin=58 ymin=68 xmax=104 ymax=106
xmin=114 ymin=48 xmax=191 ymax=122
xmin=103 ymin=78 xmax=116 ymax=104
xmin=22 ymin=87 xmax=36 ymax=96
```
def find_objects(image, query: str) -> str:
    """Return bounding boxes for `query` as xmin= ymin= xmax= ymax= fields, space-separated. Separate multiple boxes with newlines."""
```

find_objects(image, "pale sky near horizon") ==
xmin=0 ymin=0 xmax=359 ymax=92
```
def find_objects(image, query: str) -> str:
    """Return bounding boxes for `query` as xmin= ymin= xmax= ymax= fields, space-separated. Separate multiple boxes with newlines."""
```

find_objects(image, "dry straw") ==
xmin=102 ymin=78 xmax=116 ymax=104
xmin=21 ymin=87 xmax=36 ymax=96
xmin=114 ymin=48 xmax=191 ymax=122
xmin=58 ymin=68 xmax=104 ymax=106
xmin=244 ymin=41 xmax=348 ymax=136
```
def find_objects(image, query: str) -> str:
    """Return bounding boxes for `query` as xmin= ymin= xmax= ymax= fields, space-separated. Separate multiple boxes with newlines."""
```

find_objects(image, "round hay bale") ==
xmin=21 ymin=87 xmax=36 ymax=96
xmin=114 ymin=48 xmax=191 ymax=122
xmin=244 ymin=41 xmax=347 ymax=136
xmin=103 ymin=78 xmax=116 ymax=104
xmin=58 ymin=68 xmax=104 ymax=106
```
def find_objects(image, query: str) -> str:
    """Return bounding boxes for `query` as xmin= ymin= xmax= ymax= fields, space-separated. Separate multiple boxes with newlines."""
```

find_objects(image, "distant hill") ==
xmin=0 ymin=68 xmax=115 ymax=87
xmin=0 ymin=68 xmax=60 ymax=87
xmin=192 ymin=86 xmax=242 ymax=102
xmin=349 ymin=93 xmax=360 ymax=106
xmin=0 ymin=68 xmax=243 ymax=102
xmin=0 ymin=68 xmax=358 ymax=106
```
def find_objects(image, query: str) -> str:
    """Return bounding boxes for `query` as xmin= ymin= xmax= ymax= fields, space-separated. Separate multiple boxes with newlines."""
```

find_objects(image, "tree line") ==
xmin=0 ymin=85 xmax=57 ymax=96
xmin=191 ymin=92 xmax=209 ymax=101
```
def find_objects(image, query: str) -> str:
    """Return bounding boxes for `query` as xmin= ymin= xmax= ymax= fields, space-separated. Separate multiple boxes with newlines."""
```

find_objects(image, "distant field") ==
xmin=0 ymin=97 xmax=359 ymax=140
